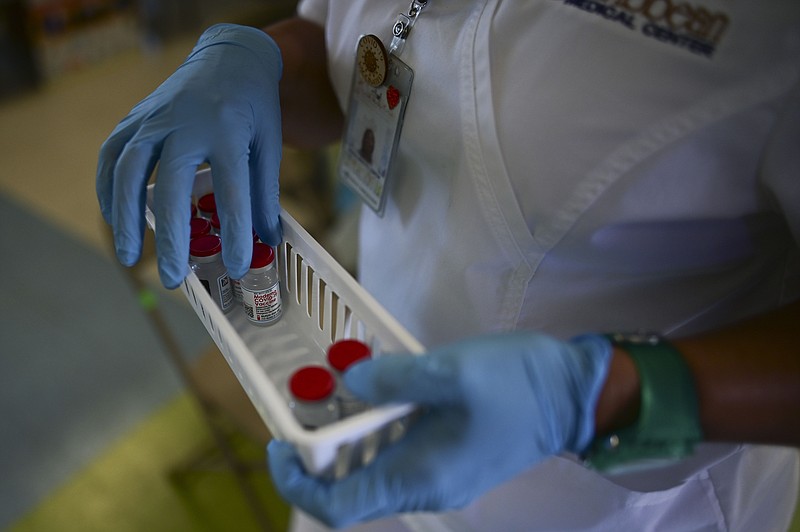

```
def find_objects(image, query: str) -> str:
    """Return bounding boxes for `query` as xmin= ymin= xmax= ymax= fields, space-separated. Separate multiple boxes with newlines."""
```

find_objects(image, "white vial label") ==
xmin=217 ymin=274 xmax=234 ymax=311
xmin=241 ymin=281 xmax=282 ymax=324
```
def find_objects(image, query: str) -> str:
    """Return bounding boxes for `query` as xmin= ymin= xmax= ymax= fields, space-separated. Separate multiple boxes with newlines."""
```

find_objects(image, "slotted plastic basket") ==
xmin=145 ymin=168 xmax=424 ymax=478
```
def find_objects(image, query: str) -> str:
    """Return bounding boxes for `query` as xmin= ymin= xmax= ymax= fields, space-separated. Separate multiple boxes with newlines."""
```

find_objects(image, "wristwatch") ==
xmin=586 ymin=332 xmax=703 ymax=471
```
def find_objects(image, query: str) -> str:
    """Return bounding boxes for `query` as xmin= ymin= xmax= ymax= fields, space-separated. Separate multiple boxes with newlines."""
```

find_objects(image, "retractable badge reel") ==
xmin=338 ymin=1 xmax=428 ymax=216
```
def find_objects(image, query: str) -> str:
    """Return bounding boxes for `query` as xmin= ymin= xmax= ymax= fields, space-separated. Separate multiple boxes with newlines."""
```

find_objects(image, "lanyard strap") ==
xmin=389 ymin=0 xmax=429 ymax=55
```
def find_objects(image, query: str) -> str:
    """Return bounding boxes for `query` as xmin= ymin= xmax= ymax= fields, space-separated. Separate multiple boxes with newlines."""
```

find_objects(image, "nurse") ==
xmin=97 ymin=1 xmax=800 ymax=530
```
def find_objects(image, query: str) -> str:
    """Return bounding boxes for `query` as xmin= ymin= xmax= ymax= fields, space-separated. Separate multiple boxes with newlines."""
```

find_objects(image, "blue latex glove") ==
xmin=268 ymin=332 xmax=613 ymax=528
xmin=96 ymin=24 xmax=283 ymax=288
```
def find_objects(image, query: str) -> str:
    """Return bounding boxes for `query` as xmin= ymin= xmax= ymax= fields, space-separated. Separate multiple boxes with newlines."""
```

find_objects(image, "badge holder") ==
xmin=338 ymin=34 xmax=414 ymax=216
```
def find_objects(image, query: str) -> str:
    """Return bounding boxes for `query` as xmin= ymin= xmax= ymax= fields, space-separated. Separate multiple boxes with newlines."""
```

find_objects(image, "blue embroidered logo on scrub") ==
xmin=556 ymin=0 xmax=730 ymax=58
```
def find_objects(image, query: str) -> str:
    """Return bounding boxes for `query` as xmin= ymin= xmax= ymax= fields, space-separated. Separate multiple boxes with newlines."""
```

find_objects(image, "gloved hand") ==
xmin=96 ymin=23 xmax=283 ymax=288
xmin=268 ymin=331 xmax=613 ymax=528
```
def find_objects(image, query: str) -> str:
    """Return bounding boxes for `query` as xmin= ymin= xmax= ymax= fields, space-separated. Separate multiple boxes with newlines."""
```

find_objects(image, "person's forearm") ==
xmin=674 ymin=300 xmax=800 ymax=445
xmin=265 ymin=17 xmax=344 ymax=149
xmin=595 ymin=300 xmax=800 ymax=446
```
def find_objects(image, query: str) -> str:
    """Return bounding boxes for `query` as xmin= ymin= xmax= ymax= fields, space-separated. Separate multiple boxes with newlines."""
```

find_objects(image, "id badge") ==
xmin=338 ymin=35 xmax=414 ymax=216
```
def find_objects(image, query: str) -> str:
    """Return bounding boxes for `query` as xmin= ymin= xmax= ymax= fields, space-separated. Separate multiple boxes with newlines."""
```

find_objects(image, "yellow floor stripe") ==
xmin=9 ymin=392 xmax=290 ymax=532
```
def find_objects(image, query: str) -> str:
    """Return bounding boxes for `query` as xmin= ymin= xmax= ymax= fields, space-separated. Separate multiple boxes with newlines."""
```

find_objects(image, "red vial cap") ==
xmin=190 ymin=217 xmax=211 ymax=239
xmin=207 ymin=213 xmax=259 ymax=243
xmin=327 ymin=339 xmax=372 ymax=372
xmin=250 ymin=242 xmax=275 ymax=269
xmin=189 ymin=234 xmax=222 ymax=257
xmin=197 ymin=193 xmax=216 ymax=214
xmin=289 ymin=366 xmax=335 ymax=401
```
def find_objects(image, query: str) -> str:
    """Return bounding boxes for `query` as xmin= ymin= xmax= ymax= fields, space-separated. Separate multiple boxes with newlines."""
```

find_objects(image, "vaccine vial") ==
xmin=229 ymin=230 xmax=262 ymax=303
xmin=240 ymin=242 xmax=282 ymax=326
xmin=197 ymin=192 xmax=216 ymax=219
xmin=327 ymin=339 xmax=372 ymax=417
xmin=189 ymin=234 xmax=234 ymax=313
xmin=288 ymin=366 xmax=340 ymax=429
xmin=190 ymin=217 xmax=211 ymax=240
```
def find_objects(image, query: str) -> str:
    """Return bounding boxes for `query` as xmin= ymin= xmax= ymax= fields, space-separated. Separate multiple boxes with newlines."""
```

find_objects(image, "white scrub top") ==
xmin=296 ymin=1 xmax=800 ymax=530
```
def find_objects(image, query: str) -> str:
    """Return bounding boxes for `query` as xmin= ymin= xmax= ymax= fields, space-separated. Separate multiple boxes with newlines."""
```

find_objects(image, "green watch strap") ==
xmin=586 ymin=333 xmax=703 ymax=471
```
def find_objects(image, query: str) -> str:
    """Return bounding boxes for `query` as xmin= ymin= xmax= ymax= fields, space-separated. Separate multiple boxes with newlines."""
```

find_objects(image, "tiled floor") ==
xmin=9 ymin=393 xmax=290 ymax=532
xmin=0 ymin=39 xmax=188 ymax=257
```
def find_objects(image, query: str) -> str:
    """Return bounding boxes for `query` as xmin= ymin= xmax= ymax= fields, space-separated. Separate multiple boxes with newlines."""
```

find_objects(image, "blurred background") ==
xmin=0 ymin=1 xmax=798 ymax=531
xmin=0 ymin=1 xmax=356 ymax=530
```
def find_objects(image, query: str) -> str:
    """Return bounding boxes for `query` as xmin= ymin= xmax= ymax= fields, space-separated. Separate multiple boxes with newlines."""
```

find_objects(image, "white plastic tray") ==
xmin=145 ymin=168 xmax=424 ymax=478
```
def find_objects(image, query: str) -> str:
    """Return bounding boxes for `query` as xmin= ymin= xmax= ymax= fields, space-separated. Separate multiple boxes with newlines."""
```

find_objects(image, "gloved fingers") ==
xmin=268 ymin=440 xmax=403 ymax=528
xmin=110 ymin=125 xmax=164 ymax=267
xmin=248 ymin=85 xmax=283 ymax=246
xmin=267 ymin=440 xmax=349 ymax=526
xmin=268 ymin=331 xmax=621 ymax=528
xmin=269 ymin=409 xmax=474 ymax=527
xmin=96 ymin=115 xmax=143 ymax=225
xmin=152 ymin=135 xmax=205 ymax=288
xmin=267 ymin=441 xmax=336 ymax=521
xmin=209 ymin=139 xmax=256 ymax=280
xmin=565 ymin=333 xmax=615 ymax=452
xmin=344 ymin=353 xmax=462 ymax=406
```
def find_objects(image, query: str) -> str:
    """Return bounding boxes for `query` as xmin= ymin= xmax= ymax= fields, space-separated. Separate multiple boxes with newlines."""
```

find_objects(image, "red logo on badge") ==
xmin=386 ymin=86 xmax=400 ymax=110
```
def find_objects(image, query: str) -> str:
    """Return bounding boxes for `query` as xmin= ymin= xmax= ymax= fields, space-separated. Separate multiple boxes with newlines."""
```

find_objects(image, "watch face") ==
xmin=356 ymin=34 xmax=388 ymax=87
